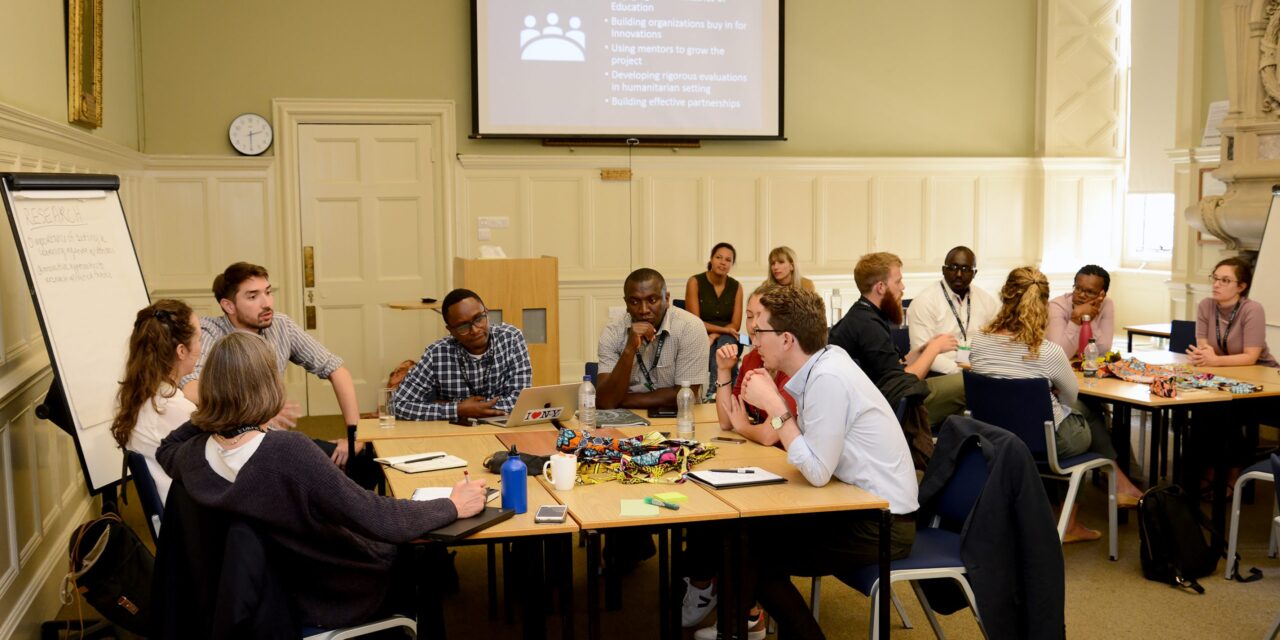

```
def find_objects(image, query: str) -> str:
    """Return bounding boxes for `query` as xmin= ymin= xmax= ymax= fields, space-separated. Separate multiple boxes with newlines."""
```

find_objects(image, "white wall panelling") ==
xmin=458 ymin=155 xmax=1127 ymax=381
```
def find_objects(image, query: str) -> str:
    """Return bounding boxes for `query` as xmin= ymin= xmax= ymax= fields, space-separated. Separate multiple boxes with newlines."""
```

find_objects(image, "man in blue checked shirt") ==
xmin=391 ymin=289 xmax=533 ymax=421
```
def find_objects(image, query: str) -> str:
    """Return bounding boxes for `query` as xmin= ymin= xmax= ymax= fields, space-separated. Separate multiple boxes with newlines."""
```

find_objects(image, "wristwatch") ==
xmin=770 ymin=411 xmax=794 ymax=431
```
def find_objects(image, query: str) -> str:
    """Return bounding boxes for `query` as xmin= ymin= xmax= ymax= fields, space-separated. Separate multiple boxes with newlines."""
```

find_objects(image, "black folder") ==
xmin=425 ymin=506 xmax=515 ymax=541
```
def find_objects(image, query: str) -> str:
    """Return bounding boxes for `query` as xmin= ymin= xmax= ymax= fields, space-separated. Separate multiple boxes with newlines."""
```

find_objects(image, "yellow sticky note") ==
xmin=620 ymin=499 xmax=659 ymax=517
xmin=653 ymin=491 xmax=688 ymax=505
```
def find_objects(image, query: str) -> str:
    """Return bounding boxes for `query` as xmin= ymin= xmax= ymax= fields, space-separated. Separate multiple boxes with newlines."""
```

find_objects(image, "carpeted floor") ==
xmin=102 ymin=415 xmax=1280 ymax=639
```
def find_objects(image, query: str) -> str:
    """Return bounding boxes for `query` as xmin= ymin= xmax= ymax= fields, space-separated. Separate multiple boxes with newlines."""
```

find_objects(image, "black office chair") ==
xmin=1169 ymin=320 xmax=1196 ymax=353
xmin=963 ymin=371 xmax=1119 ymax=560
xmin=673 ymin=299 xmax=686 ymax=310
xmin=126 ymin=451 xmax=165 ymax=544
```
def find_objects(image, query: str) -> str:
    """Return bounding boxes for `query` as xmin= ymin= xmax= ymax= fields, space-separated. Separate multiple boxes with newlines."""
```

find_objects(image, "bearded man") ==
xmin=829 ymin=252 xmax=965 ymax=432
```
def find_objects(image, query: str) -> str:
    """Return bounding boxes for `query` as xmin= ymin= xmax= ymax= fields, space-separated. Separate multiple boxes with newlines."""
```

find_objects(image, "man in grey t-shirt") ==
xmin=180 ymin=262 xmax=362 ymax=466
xmin=597 ymin=268 xmax=708 ymax=409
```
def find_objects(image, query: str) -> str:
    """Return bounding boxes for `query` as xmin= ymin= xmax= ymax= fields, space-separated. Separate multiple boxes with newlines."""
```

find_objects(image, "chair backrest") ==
xmin=672 ymin=298 xmax=686 ymax=310
xmin=126 ymin=450 xmax=164 ymax=544
xmin=933 ymin=440 xmax=989 ymax=527
xmin=1271 ymin=453 xmax=1280 ymax=509
xmin=585 ymin=362 xmax=599 ymax=386
xmin=962 ymin=370 xmax=1055 ymax=458
xmin=1169 ymin=320 xmax=1195 ymax=353
xmin=893 ymin=397 xmax=909 ymax=424
xmin=890 ymin=327 xmax=910 ymax=359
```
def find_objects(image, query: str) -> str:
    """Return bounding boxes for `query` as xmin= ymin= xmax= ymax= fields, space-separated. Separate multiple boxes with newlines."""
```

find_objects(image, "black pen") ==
xmin=387 ymin=454 xmax=445 ymax=466
xmin=710 ymin=468 xmax=754 ymax=474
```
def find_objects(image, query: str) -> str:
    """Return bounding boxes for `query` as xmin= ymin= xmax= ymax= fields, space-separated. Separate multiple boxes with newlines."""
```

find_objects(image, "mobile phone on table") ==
xmin=449 ymin=417 xmax=478 ymax=427
xmin=648 ymin=407 xmax=677 ymax=418
xmin=710 ymin=436 xmax=745 ymax=444
xmin=534 ymin=505 xmax=568 ymax=524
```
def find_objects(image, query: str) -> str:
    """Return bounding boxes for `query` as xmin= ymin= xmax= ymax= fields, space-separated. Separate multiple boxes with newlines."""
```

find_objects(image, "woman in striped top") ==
xmin=970 ymin=266 xmax=1142 ymax=542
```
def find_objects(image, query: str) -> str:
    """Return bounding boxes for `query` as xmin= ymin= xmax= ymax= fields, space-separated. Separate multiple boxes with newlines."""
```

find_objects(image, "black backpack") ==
xmin=1137 ymin=484 xmax=1222 ymax=593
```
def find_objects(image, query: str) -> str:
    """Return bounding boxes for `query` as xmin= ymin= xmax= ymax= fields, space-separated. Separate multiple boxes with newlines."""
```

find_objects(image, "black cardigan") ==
xmin=917 ymin=416 xmax=1066 ymax=640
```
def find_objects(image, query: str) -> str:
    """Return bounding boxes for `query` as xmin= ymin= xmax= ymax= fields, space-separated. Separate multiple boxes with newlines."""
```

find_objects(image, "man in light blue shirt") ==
xmin=735 ymin=285 xmax=919 ymax=639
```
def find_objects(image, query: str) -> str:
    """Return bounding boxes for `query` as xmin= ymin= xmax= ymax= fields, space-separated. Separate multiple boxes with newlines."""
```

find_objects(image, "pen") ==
xmin=709 ymin=468 xmax=755 ymax=474
xmin=392 ymin=454 xmax=445 ymax=465
xmin=645 ymin=496 xmax=680 ymax=510
xmin=464 ymin=470 xmax=471 ymax=484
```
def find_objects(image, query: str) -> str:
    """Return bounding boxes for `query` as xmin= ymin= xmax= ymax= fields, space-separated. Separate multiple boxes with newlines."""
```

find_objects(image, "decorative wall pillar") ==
xmin=1191 ymin=0 xmax=1279 ymax=250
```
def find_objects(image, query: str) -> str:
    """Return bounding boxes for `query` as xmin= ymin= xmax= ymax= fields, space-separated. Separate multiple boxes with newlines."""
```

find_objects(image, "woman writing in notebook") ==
xmin=158 ymin=332 xmax=488 ymax=630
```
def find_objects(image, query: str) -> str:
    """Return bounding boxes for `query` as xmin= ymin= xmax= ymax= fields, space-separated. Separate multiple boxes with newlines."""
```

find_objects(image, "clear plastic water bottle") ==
xmin=676 ymin=381 xmax=695 ymax=439
xmin=831 ymin=289 xmax=843 ymax=325
xmin=1082 ymin=337 xmax=1100 ymax=378
xmin=578 ymin=375 xmax=596 ymax=429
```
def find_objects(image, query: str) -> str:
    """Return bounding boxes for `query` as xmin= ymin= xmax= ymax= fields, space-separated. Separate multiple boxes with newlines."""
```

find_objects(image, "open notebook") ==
xmin=411 ymin=486 xmax=500 ymax=503
xmin=373 ymin=452 xmax=466 ymax=474
xmin=687 ymin=466 xmax=787 ymax=489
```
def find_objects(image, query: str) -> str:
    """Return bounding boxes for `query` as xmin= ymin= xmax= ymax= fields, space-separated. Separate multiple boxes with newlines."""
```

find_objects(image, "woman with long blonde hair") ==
xmin=764 ymin=246 xmax=816 ymax=292
xmin=111 ymin=299 xmax=201 ymax=505
xmin=970 ymin=267 xmax=1141 ymax=542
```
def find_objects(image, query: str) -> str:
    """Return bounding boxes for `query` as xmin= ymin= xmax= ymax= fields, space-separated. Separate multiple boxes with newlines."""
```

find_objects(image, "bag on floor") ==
xmin=61 ymin=512 xmax=153 ymax=633
xmin=1137 ymin=484 xmax=1221 ymax=593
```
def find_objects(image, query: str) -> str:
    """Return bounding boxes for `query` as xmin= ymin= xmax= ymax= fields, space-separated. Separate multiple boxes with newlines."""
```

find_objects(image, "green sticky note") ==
xmin=620 ymin=499 xmax=659 ymax=517
xmin=653 ymin=491 xmax=688 ymax=504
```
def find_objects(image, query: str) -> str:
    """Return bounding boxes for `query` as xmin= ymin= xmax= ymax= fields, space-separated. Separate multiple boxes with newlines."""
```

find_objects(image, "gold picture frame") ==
xmin=67 ymin=0 xmax=103 ymax=128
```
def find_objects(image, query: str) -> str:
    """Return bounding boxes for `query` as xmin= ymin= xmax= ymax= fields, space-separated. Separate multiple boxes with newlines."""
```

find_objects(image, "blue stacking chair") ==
xmin=963 ymin=371 xmax=1119 ymax=560
xmin=126 ymin=450 xmax=165 ymax=544
xmin=1266 ymin=455 xmax=1280 ymax=640
xmin=1225 ymin=457 xmax=1279 ymax=580
xmin=890 ymin=327 xmax=910 ymax=360
xmin=832 ymin=440 xmax=989 ymax=639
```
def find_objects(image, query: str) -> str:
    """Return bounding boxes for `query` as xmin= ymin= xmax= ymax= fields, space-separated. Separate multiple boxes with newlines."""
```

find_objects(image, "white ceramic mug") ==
xmin=542 ymin=453 xmax=576 ymax=491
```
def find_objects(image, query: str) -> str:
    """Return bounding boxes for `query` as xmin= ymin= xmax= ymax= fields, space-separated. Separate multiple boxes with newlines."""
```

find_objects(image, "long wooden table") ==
xmin=1123 ymin=322 xmax=1171 ymax=351
xmin=358 ymin=402 xmax=721 ymax=441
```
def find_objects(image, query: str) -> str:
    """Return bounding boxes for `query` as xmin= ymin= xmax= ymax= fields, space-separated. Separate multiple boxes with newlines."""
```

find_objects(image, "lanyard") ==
xmin=1215 ymin=301 xmax=1242 ymax=354
xmin=940 ymin=282 xmax=971 ymax=341
xmin=794 ymin=346 xmax=832 ymax=423
xmin=455 ymin=344 xmax=490 ymax=397
xmin=635 ymin=333 xmax=668 ymax=391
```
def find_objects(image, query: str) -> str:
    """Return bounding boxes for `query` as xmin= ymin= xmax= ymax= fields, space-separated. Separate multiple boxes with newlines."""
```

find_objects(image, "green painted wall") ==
xmin=139 ymin=0 xmax=1036 ymax=157
xmin=0 ymin=0 xmax=142 ymax=150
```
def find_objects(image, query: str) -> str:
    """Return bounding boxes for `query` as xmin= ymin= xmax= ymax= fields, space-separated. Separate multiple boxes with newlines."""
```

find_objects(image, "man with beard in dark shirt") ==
xmin=829 ymin=252 xmax=965 ymax=431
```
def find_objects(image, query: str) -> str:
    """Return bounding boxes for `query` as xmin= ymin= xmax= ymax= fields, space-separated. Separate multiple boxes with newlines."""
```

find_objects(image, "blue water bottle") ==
xmin=500 ymin=445 xmax=528 ymax=514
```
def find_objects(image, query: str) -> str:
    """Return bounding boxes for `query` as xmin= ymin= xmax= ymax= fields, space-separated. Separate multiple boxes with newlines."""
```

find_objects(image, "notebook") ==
xmin=593 ymin=408 xmax=650 ymax=427
xmin=686 ymin=466 xmax=787 ymax=489
xmin=425 ymin=506 xmax=515 ymax=541
xmin=373 ymin=452 xmax=467 ymax=474
xmin=411 ymin=486 xmax=499 ymax=503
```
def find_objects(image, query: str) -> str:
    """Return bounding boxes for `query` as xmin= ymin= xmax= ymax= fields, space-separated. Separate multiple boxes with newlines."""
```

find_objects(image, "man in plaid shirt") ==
xmin=392 ymin=289 xmax=533 ymax=421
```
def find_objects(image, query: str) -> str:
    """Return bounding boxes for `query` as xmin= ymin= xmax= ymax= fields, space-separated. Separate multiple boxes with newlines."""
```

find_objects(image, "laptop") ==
xmin=479 ymin=382 xmax=580 ymax=427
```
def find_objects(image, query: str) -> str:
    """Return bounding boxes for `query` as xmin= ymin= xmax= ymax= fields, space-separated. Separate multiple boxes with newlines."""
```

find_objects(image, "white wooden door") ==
xmin=298 ymin=124 xmax=440 ymax=415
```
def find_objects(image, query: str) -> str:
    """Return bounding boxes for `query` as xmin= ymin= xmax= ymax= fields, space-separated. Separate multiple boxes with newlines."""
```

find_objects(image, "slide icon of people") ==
xmin=521 ymin=13 xmax=586 ymax=61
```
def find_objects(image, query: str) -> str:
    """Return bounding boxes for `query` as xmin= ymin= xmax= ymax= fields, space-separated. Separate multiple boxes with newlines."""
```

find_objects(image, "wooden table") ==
xmin=389 ymin=300 xmax=442 ymax=311
xmin=1124 ymin=322 xmax=1171 ymax=351
xmin=358 ymin=401 xmax=722 ymax=441
xmin=375 ymin=436 xmax=576 ymax=640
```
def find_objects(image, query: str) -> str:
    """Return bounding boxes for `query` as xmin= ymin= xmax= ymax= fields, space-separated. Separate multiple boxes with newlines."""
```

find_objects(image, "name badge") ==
xmin=955 ymin=344 xmax=971 ymax=364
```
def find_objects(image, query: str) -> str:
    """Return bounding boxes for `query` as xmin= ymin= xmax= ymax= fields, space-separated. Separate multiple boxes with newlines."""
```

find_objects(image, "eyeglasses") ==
xmin=1072 ymin=285 xmax=1102 ymax=298
xmin=447 ymin=311 xmax=490 ymax=334
xmin=753 ymin=328 xmax=786 ymax=337
xmin=1210 ymin=275 xmax=1238 ymax=286
xmin=942 ymin=264 xmax=976 ymax=274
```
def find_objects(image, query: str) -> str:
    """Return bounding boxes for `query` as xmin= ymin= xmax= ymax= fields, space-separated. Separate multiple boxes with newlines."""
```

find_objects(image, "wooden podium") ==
xmin=454 ymin=256 xmax=559 ymax=386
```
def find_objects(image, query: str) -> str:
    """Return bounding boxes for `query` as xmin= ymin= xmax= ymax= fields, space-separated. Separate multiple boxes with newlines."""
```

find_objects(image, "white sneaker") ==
xmin=693 ymin=613 xmax=767 ymax=640
xmin=681 ymin=578 xmax=717 ymax=628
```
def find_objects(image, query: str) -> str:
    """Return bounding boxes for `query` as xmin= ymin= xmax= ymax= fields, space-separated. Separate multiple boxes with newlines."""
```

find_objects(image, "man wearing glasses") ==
xmin=392 ymin=288 xmax=533 ymax=420
xmin=906 ymin=246 xmax=999 ymax=375
xmin=1046 ymin=265 xmax=1114 ymax=359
